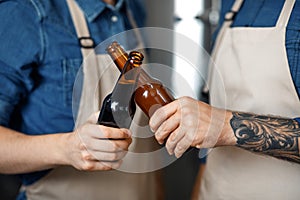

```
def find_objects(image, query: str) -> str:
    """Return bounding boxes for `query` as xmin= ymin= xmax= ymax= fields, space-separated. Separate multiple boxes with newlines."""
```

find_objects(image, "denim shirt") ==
xmin=218 ymin=0 xmax=300 ymax=98
xmin=0 ymin=0 xmax=145 ymax=187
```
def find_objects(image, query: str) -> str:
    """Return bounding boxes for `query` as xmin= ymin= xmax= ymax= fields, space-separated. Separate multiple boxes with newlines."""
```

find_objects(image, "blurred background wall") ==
xmin=0 ymin=0 xmax=220 ymax=199
xmin=144 ymin=0 xmax=219 ymax=199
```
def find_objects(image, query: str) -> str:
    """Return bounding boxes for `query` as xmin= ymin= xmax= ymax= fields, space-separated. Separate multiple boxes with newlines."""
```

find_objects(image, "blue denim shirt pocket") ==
xmin=62 ymin=58 xmax=82 ymax=107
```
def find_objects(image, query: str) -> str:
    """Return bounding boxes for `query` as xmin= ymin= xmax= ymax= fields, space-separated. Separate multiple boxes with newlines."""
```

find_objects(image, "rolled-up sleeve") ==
xmin=294 ymin=118 xmax=300 ymax=125
xmin=0 ymin=100 xmax=15 ymax=126
xmin=0 ymin=73 xmax=21 ymax=126
xmin=0 ymin=1 xmax=41 ymax=126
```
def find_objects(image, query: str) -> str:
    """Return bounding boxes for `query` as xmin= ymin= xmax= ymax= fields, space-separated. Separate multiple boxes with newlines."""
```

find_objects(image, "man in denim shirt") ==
xmin=149 ymin=0 xmax=300 ymax=199
xmin=0 ymin=0 xmax=161 ymax=199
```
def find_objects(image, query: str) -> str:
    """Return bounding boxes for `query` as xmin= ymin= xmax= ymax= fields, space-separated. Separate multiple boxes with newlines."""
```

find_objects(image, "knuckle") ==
xmin=177 ymin=139 xmax=189 ymax=150
xmin=157 ymin=124 xmax=171 ymax=139
xmin=110 ymin=153 xmax=118 ymax=161
xmin=82 ymin=140 xmax=92 ymax=149
xmin=165 ymin=139 xmax=174 ymax=150
xmin=193 ymin=133 xmax=201 ymax=144
xmin=119 ymin=152 xmax=127 ymax=159
xmin=162 ymin=123 xmax=171 ymax=134
xmin=101 ymin=163 xmax=113 ymax=171
xmin=113 ymin=163 xmax=121 ymax=169
xmin=101 ymin=127 xmax=112 ymax=138
xmin=174 ymin=113 xmax=181 ymax=121
xmin=127 ymin=138 xmax=132 ymax=146
xmin=170 ymin=132 xmax=177 ymax=141
xmin=175 ymin=145 xmax=185 ymax=156
xmin=155 ymin=133 xmax=161 ymax=141
xmin=155 ymin=107 xmax=165 ymax=117
xmin=176 ymin=144 xmax=184 ymax=151
xmin=154 ymin=107 xmax=166 ymax=119
xmin=120 ymin=131 xmax=127 ymax=138
xmin=191 ymin=130 xmax=199 ymax=140
xmin=111 ymin=142 xmax=119 ymax=151
xmin=81 ymin=162 xmax=95 ymax=171
xmin=179 ymin=96 xmax=190 ymax=105
xmin=185 ymin=135 xmax=194 ymax=145
xmin=155 ymin=135 xmax=163 ymax=145
xmin=82 ymin=153 xmax=92 ymax=161
xmin=184 ymin=118 xmax=195 ymax=127
xmin=79 ymin=142 xmax=87 ymax=150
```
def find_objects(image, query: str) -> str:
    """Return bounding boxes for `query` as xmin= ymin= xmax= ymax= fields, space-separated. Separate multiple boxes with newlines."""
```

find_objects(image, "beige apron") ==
xmin=201 ymin=0 xmax=300 ymax=199
xmin=25 ymin=1 xmax=162 ymax=199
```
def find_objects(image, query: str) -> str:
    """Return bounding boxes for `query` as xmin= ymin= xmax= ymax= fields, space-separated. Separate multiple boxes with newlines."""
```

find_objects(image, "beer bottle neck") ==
xmin=137 ymin=69 xmax=160 ymax=87
xmin=106 ymin=41 xmax=129 ymax=72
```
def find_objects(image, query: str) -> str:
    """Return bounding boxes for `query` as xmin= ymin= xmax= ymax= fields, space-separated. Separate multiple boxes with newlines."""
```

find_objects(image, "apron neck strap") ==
xmin=66 ymin=0 xmax=143 ymax=57
xmin=224 ymin=0 xmax=244 ymax=27
xmin=276 ymin=0 xmax=295 ymax=27
xmin=126 ymin=9 xmax=144 ymax=48
xmin=66 ymin=0 xmax=94 ymax=58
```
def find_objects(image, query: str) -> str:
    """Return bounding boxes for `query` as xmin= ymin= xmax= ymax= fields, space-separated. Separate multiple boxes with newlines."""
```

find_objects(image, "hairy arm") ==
xmin=230 ymin=112 xmax=300 ymax=163
xmin=150 ymin=96 xmax=300 ymax=163
xmin=0 ymin=113 xmax=132 ymax=174
xmin=0 ymin=126 xmax=69 ymax=174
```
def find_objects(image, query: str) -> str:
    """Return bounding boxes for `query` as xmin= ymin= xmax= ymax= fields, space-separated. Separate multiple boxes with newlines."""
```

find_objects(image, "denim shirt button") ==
xmin=111 ymin=15 xmax=118 ymax=22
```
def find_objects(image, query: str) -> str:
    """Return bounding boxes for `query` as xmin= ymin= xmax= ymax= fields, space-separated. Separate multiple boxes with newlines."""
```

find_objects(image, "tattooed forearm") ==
xmin=230 ymin=112 xmax=300 ymax=163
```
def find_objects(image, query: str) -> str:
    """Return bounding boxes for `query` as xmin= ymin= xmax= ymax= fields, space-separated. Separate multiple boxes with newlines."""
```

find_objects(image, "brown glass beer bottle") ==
xmin=97 ymin=48 xmax=143 ymax=128
xmin=134 ymin=70 xmax=175 ymax=118
xmin=106 ymin=41 xmax=175 ymax=118
xmin=105 ymin=41 xmax=142 ymax=73
xmin=99 ymin=41 xmax=175 ymax=127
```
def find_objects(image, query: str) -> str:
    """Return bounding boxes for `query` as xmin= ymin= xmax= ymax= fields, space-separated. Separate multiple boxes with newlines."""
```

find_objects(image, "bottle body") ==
xmin=98 ymin=82 xmax=136 ymax=128
xmin=134 ymin=70 xmax=175 ymax=118
xmin=98 ymin=41 xmax=174 ymax=128
xmin=97 ymin=46 xmax=142 ymax=128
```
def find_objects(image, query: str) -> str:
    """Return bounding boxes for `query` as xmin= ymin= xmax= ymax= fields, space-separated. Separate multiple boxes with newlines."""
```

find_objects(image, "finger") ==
xmin=165 ymin=127 xmax=185 ymax=155
xmin=97 ymin=160 xmax=123 ymax=170
xmin=99 ymin=126 xmax=132 ymax=139
xmin=174 ymin=135 xmax=193 ymax=158
xmin=155 ymin=112 xmax=180 ymax=144
xmin=89 ymin=151 xmax=128 ymax=162
xmin=82 ymin=160 xmax=123 ymax=171
xmin=149 ymin=100 xmax=179 ymax=132
xmin=82 ymin=125 xmax=131 ymax=139
xmin=84 ymin=138 xmax=132 ymax=152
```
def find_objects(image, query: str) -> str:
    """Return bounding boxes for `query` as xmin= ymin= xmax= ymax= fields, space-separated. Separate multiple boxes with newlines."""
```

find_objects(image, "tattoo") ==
xmin=230 ymin=112 xmax=300 ymax=163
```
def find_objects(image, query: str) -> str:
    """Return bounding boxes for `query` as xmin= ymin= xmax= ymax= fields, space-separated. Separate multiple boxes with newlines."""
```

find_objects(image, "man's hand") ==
xmin=149 ymin=96 xmax=234 ymax=158
xmin=67 ymin=112 xmax=132 ymax=171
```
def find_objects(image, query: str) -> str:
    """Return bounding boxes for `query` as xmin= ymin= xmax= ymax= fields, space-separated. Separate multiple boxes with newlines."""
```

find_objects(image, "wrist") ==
xmin=47 ymin=132 xmax=75 ymax=167
xmin=216 ymin=110 xmax=237 ymax=147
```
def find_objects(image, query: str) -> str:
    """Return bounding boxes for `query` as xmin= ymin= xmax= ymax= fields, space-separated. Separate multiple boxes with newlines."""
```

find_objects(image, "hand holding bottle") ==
xmin=149 ymin=96 xmax=231 ymax=158
xmin=68 ymin=111 xmax=132 ymax=171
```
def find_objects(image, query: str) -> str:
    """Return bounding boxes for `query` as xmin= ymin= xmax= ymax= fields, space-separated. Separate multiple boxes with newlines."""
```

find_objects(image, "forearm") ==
xmin=0 ymin=126 xmax=70 ymax=174
xmin=150 ymin=97 xmax=300 ymax=162
xmin=226 ymin=112 xmax=300 ymax=163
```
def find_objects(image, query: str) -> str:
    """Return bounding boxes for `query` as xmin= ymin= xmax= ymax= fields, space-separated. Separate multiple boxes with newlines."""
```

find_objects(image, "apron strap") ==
xmin=224 ymin=0 xmax=244 ymax=27
xmin=66 ymin=0 xmax=143 ymax=57
xmin=206 ymin=0 xmax=244 ymax=90
xmin=126 ymin=9 xmax=145 ymax=48
xmin=66 ymin=0 xmax=99 ymax=128
xmin=276 ymin=0 xmax=295 ymax=27
xmin=213 ymin=0 xmax=244 ymax=52
xmin=66 ymin=0 xmax=94 ymax=58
